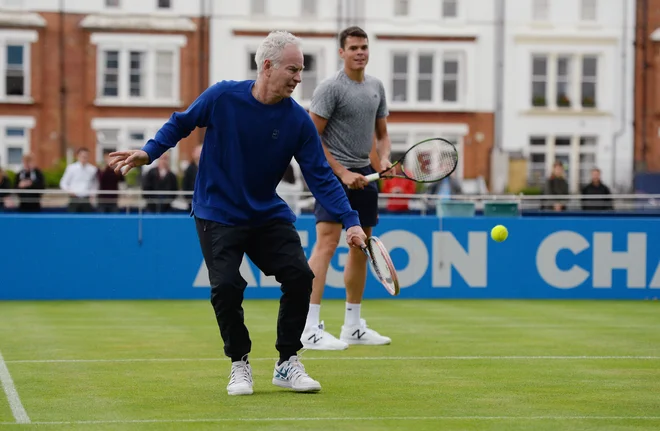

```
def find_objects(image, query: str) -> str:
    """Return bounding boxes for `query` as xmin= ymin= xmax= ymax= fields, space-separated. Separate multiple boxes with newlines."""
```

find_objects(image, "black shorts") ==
xmin=314 ymin=165 xmax=379 ymax=227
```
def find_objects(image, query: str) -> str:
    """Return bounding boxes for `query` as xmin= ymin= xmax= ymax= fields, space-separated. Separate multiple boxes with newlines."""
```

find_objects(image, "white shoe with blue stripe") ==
xmin=272 ymin=355 xmax=321 ymax=392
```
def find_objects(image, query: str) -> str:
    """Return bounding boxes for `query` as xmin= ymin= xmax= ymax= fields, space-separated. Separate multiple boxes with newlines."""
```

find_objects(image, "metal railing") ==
xmin=1 ymin=188 xmax=659 ymax=215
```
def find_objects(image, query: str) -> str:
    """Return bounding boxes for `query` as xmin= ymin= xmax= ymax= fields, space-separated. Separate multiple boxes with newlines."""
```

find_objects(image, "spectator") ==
xmin=182 ymin=144 xmax=202 ymax=209
xmin=15 ymin=154 xmax=44 ymax=213
xmin=545 ymin=161 xmax=569 ymax=211
xmin=0 ymin=167 xmax=10 ymax=211
xmin=97 ymin=150 xmax=124 ymax=213
xmin=581 ymin=167 xmax=613 ymax=211
xmin=143 ymin=151 xmax=178 ymax=213
xmin=381 ymin=165 xmax=416 ymax=212
xmin=60 ymin=148 xmax=99 ymax=213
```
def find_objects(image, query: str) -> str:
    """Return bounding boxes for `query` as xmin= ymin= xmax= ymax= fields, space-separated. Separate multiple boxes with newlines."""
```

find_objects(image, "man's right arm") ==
xmin=142 ymin=83 xmax=222 ymax=163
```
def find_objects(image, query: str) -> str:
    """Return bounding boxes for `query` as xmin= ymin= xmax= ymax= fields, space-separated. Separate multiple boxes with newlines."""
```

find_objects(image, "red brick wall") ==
xmin=0 ymin=12 xmax=209 ymax=171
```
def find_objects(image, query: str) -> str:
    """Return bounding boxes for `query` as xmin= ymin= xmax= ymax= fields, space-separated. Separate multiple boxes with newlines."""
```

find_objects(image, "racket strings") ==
xmin=402 ymin=140 xmax=458 ymax=182
xmin=369 ymin=243 xmax=394 ymax=285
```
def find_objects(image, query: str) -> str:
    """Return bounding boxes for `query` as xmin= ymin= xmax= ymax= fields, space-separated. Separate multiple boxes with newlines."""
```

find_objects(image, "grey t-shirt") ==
xmin=309 ymin=70 xmax=389 ymax=169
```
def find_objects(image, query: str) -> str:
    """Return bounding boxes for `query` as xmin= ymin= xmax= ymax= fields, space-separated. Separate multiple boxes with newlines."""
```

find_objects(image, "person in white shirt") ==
xmin=60 ymin=148 xmax=99 ymax=213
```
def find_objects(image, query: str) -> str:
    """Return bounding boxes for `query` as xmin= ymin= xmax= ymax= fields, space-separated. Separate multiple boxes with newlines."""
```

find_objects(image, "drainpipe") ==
xmin=611 ymin=0 xmax=629 ymax=191
xmin=494 ymin=0 xmax=505 ymax=151
xmin=59 ymin=0 xmax=66 ymax=161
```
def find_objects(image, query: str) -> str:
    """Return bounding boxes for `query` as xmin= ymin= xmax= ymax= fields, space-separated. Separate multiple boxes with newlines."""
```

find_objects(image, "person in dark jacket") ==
xmin=14 ymin=154 xmax=44 ymax=212
xmin=0 ymin=167 xmax=10 ymax=211
xmin=98 ymin=151 xmax=125 ymax=213
xmin=182 ymin=144 xmax=201 ymax=210
xmin=142 ymin=151 xmax=178 ymax=213
xmin=545 ymin=161 xmax=569 ymax=211
xmin=581 ymin=167 xmax=613 ymax=211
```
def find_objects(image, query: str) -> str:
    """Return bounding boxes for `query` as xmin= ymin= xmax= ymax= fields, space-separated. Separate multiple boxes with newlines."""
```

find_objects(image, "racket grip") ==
xmin=365 ymin=173 xmax=380 ymax=182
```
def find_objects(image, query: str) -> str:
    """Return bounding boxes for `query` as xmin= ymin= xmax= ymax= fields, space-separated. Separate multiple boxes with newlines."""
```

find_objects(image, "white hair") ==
xmin=254 ymin=30 xmax=302 ymax=74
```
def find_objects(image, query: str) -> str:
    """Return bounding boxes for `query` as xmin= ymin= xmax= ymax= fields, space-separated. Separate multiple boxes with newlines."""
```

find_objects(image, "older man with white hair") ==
xmin=108 ymin=31 xmax=367 ymax=396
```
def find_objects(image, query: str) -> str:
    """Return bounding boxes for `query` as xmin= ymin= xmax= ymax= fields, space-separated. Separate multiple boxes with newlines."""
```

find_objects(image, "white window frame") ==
xmin=0 ymin=30 xmax=37 ymax=103
xmin=532 ymin=0 xmax=549 ymax=21
xmin=580 ymin=0 xmax=597 ymax=22
xmin=91 ymin=117 xmax=180 ymax=173
xmin=0 ymin=116 xmax=34 ymax=172
xmin=390 ymin=49 xmax=467 ymax=109
xmin=91 ymin=33 xmax=185 ymax=107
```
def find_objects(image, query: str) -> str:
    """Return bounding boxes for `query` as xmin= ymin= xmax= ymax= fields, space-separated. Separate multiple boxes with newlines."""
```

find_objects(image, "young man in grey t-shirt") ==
xmin=302 ymin=26 xmax=393 ymax=350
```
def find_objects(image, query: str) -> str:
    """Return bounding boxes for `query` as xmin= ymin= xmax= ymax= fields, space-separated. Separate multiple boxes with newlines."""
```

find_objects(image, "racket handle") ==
xmin=365 ymin=173 xmax=380 ymax=182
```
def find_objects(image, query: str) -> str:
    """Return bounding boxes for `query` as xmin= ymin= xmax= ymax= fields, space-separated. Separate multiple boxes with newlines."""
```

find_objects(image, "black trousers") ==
xmin=195 ymin=216 xmax=314 ymax=360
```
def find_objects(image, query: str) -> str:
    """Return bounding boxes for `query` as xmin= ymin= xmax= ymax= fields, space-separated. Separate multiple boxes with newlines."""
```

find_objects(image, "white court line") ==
xmin=0 ymin=350 xmax=30 ymax=424
xmin=1 ymin=416 xmax=659 ymax=425
xmin=5 ymin=355 xmax=660 ymax=364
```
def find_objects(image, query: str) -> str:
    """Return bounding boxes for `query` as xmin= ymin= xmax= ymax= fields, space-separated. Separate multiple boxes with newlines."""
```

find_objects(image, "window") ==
xmin=417 ymin=54 xmax=433 ymax=102
xmin=155 ymin=51 xmax=174 ymax=99
xmin=251 ymin=0 xmax=266 ymax=15
xmin=0 ymin=122 xmax=31 ymax=171
xmin=580 ymin=0 xmax=597 ymax=21
xmin=442 ymin=0 xmax=458 ymax=18
xmin=157 ymin=0 xmax=171 ymax=9
xmin=300 ymin=53 xmax=317 ymax=101
xmin=301 ymin=0 xmax=316 ymax=16
xmin=532 ymin=0 xmax=549 ymax=21
xmin=101 ymin=50 xmax=119 ymax=97
xmin=93 ymin=34 xmax=184 ymax=106
xmin=556 ymin=56 xmax=571 ymax=107
xmin=442 ymin=57 xmax=459 ymax=102
xmin=392 ymin=54 xmax=408 ymax=102
xmin=531 ymin=55 xmax=547 ymax=106
xmin=579 ymin=137 xmax=597 ymax=185
xmin=129 ymin=51 xmax=144 ymax=97
xmin=105 ymin=0 xmax=119 ymax=7
xmin=394 ymin=0 xmax=409 ymax=16
xmin=247 ymin=52 xmax=258 ymax=80
xmin=6 ymin=45 xmax=25 ymax=96
xmin=581 ymin=56 xmax=597 ymax=108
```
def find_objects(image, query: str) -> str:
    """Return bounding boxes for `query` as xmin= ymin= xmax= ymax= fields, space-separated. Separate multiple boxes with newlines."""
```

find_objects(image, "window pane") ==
xmin=301 ymin=54 xmax=317 ymax=100
xmin=442 ymin=0 xmax=457 ymax=17
xmin=583 ymin=57 xmax=597 ymax=77
xmin=97 ymin=128 xmax=120 ymax=144
xmin=129 ymin=51 xmax=144 ymax=97
xmin=102 ymin=50 xmax=119 ymax=97
xmin=7 ymin=147 xmax=23 ymax=165
xmin=157 ymin=0 xmax=170 ymax=8
xmin=251 ymin=0 xmax=265 ymax=14
xmin=417 ymin=80 xmax=432 ymax=101
xmin=532 ymin=57 xmax=547 ymax=75
xmin=444 ymin=60 xmax=458 ymax=74
xmin=394 ymin=0 xmax=408 ymax=15
xmin=6 ymin=75 xmax=24 ymax=96
xmin=532 ymin=0 xmax=548 ymax=20
xmin=106 ymin=0 xmax=119 ymax=6
xmin=581 ymin=0 xmax=596 ymax=20
xmin=555 ymin=137 xmax=571 ymax=146
xmin=393 ymin=80 xmax=407 ymax=101
xmin=530 ymin=137 xmax=546 ymax=146
xmin=443 ymin=80 xmax=457 ymax=102
xmin=155 ymin=51 xmax=174 ymax=99
xmin=129 ymin=131 xmax=145 ymax=141
xmin=7 ymin=45 xmax=23 ymax=65
xmin=301 ymin=0 xmax=316 ymax=15
xmin=418 ymin=55 xmax=433 ymax=74
xmin=393 ymin=55 xmax=407 ymax=73
xmin=6 ymin=127 xmax=24 ymax=137
xmin=580 ymin=137 xmax=597 ymax=147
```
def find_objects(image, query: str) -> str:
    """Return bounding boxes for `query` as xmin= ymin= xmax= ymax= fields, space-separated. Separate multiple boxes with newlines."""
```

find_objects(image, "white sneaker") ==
xmin=227 ymin=357 xmax=253 ymax=396
xmin=340 ymin=319 xmax=392 ymax=345
xmin=272 ymin=355 xmax=321 ymax=392
xmin=301 ymin=321 xmax=349 ymax=350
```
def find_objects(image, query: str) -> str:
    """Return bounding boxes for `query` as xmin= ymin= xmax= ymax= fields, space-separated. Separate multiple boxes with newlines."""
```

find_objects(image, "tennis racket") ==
xmin=365 ymin=137 xmax=459 ymax=184
xmin=361 ymin=236 xmax=400 ymax=296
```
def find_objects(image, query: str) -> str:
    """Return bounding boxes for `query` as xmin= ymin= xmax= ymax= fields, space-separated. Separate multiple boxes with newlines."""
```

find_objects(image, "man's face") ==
xmin=339 ymin=36 xmax=369 ymax=71
xmin=78 ymin=150 xmax=89 ymax=165
xmin=591 ymin=169 xmax=601 ymax=183
xmin=265 ymin=44 xmax=303 ymax=99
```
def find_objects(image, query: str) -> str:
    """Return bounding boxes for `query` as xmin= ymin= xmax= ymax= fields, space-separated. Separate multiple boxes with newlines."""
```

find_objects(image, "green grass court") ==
xmin=0 ymin=299 xmax=659 ymax=430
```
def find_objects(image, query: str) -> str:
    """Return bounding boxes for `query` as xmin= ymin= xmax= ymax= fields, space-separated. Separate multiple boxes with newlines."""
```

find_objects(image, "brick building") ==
xmin=0 ymin=0 xmax=209 ymax=174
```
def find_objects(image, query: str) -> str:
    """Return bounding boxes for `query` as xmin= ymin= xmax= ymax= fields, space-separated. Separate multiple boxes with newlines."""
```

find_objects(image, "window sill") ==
xmin=94 ymin=98 xmax=184 ymax=108
xmin=522 ymin=107 xmax=609 ymax=116
xmin=0 ymin=96 xmax=34 ymax=105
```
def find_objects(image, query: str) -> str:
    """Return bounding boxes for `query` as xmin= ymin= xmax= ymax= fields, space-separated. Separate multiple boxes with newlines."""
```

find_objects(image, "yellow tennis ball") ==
xmin=491 ymin=225 xmax=508 ymax=242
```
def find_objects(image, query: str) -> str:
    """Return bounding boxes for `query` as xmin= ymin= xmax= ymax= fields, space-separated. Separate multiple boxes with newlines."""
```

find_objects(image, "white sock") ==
xmin=306 ymin=304 xmax=321 ymax=328
xmin=345 ymin=303 xmax=361 ymax=327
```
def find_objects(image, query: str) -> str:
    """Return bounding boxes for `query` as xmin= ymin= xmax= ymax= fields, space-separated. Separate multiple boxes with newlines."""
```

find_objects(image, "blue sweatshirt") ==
xmin=142 ymin=80 xmax=360 ymax=229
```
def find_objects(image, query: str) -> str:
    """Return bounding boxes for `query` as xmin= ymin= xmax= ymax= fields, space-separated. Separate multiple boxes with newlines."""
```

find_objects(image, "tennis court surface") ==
xmin=1 ymin=299 xmax=659 ymax=430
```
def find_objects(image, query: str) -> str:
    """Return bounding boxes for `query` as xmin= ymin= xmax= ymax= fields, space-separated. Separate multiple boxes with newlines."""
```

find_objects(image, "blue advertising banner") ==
xmin=1 ymin=214 xmax=659 ymax=300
